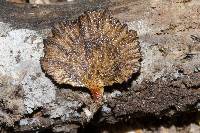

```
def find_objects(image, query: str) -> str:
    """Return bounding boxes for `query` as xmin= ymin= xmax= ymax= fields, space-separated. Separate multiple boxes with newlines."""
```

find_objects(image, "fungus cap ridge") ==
xmin=41 ymin=10 xmax=141 ymax=90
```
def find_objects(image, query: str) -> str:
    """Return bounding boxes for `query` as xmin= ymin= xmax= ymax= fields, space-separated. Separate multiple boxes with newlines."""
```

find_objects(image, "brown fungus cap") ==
xmin=41 ymin=10 xmax=141 ymax=101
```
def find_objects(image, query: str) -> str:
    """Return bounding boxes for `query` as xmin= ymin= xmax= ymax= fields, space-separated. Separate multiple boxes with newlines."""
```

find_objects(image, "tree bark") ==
xmin=0 ymin=0 xmax=200 ymax=132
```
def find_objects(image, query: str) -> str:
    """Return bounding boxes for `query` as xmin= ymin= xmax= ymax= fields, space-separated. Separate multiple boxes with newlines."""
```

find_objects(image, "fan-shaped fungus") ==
xmin=41 ymin=10 xmax=141 ymax=102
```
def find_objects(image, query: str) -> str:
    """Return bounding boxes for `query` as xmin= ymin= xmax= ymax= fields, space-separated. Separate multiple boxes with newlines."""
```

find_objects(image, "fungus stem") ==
xmin=90 ymin=85 xmax=104 ymax=102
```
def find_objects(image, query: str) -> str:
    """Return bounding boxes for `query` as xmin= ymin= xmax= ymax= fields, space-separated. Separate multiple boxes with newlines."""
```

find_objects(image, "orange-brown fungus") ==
xmin=41 ymin=10 xmax=141 ymax=102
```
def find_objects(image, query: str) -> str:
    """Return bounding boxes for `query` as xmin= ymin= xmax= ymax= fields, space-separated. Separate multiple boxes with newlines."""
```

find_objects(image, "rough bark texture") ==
xmin=0 ymin=0 xmax=200 ymax=132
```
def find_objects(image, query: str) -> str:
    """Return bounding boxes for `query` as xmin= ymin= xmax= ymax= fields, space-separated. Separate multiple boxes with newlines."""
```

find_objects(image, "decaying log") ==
xmin=0 ymin=0 xmax=200 ymax=132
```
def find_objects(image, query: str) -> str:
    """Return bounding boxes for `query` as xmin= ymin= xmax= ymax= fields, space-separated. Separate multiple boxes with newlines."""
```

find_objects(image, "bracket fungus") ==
xmin=41 ymin=10 xmax=141 ymax=102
